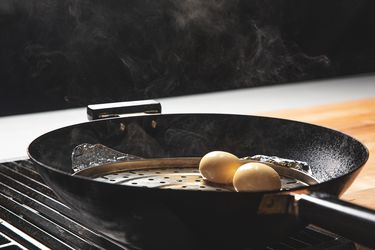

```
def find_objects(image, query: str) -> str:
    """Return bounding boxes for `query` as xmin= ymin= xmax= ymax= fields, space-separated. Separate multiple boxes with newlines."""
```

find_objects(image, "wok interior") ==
xmin=73 ymin=157 xmax=318 ymax=191
xmin=29 ymin=113 xmax=368 ymax=184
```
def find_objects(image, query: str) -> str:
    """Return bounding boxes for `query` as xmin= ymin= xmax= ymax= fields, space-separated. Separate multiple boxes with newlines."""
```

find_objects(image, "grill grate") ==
xmin=0 ymin=160 xmax=128 ymax=250
xmin=0 ymin=160 xmax=357 ymax=250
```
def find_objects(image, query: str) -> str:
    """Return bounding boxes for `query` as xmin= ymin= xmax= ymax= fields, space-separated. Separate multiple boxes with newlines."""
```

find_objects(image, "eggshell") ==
xmin=199 ymin=151 xmax=242 ymax=184
xmin=233 ymin=162 xmax=281 ymax=192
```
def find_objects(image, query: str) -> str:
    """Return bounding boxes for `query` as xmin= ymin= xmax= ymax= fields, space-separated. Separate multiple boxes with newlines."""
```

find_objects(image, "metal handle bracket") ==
xmin=87 ymin=99 xmax=161 ymax=120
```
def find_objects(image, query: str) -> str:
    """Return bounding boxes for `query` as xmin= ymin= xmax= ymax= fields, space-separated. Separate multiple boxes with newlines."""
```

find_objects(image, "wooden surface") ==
xmin=262 ymin=98 xmax=375 ymax=210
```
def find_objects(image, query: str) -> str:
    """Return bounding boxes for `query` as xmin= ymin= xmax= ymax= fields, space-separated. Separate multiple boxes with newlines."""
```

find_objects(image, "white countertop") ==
xmin=1 ymin=73 xmax=375 ymax=161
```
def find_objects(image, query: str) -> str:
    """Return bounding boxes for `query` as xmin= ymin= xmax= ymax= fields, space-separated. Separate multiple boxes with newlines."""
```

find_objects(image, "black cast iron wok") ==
xmin=28 ymin=101 xmax=374 ymax=250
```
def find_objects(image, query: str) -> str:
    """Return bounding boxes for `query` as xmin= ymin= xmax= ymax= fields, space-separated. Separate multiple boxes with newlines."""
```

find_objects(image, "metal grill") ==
xmin=93 ymin=167 xmax=309 ymax=191
xmin=0 ymin=159 xmax=128 ymax=250
xmin=0 ymin=159 xmax=356 ymax=250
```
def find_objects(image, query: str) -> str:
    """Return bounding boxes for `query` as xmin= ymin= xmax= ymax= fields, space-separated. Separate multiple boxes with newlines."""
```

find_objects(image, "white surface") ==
xmin=1 ymin=73 xmax=375 ymax=160
xmin=160 ymin=74 xmax=375 ymax=114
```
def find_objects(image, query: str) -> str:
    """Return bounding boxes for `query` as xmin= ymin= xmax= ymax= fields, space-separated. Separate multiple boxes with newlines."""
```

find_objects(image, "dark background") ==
xmin=1 ymin=0 xmax=375 ymax=116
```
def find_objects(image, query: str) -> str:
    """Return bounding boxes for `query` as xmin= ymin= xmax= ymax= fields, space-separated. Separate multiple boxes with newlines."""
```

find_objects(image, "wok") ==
xmin=28 ymin=101 xmax=374 ymax=250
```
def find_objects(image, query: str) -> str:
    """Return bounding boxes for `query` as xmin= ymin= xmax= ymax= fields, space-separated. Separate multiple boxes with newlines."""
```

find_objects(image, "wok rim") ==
xmin=27 ymin=112 xmax=370 ymax=195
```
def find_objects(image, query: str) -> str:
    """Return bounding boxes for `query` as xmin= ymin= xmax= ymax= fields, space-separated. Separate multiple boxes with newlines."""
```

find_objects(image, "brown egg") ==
xmin=199 ymin=151 xmax=242 ymax=184
xmin=233 ymin=162 xmax=281 ymax=192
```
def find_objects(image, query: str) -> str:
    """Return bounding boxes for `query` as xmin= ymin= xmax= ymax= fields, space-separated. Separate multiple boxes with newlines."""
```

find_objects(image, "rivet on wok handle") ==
xmin=87 ymin=99 xmax=162 ymax=120
xmin=257 ymin=194 xmax=297 ymax=215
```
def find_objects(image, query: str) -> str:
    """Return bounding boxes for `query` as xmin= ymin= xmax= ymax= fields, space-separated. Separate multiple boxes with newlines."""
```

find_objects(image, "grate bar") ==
xmin=0 ymin=164 xmax=57 ymax=199
xmin=0 ymin=193 xmax=98 ymax=249
xmin=263 ymin=225 xmax=355 ymax=250
xmin=0 ymin=182 xmax=127 ymax=250
xmin=4 ymin=161 xmax=45 ymax=183
xmin=279 ymin=239 xmax=309 ymax=249
xmin=0 ymin=172 xmax=72 ymax=215
xmin=0 ymin=222 xmax=45 ymax=250
xmin=0 ymin=205 xmax=72 ymax=250
xmin=303 ymin=226 xmax=336 ymax=241
xmin=1 ymin=160 xmax=132 ymax=250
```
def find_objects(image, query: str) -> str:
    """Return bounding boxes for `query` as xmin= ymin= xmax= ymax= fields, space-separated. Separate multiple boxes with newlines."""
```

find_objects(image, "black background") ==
xmin=1 ymin=0 xmax=374 ymax=116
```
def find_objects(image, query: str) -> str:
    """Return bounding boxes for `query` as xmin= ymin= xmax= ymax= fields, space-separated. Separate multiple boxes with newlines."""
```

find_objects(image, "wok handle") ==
xmin=87 ymin=99 xmax=161 ymax=120
xmin=297 ymin=192 xmax=375 ymax=248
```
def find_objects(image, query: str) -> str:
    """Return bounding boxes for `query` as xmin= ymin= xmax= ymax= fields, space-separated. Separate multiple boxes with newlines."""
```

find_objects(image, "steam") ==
xmin=170 ymin=0 xmax=330 ymax=87
xmin=173 ymin=0 xmax=229 ymax=32
xmin=1 ymin=0 xmax=331 ymax=108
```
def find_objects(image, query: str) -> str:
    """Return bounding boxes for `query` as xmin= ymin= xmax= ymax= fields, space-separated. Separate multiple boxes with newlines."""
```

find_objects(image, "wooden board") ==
xmin=262 ymin=98 xmax=375 ymax=209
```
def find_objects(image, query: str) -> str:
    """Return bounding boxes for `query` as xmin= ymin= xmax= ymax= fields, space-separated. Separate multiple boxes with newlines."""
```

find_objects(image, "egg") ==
xmin=199 ymin=151 xmax=242 ymax=184
xmin=233 ymin=162 xmax=281 ymax=192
